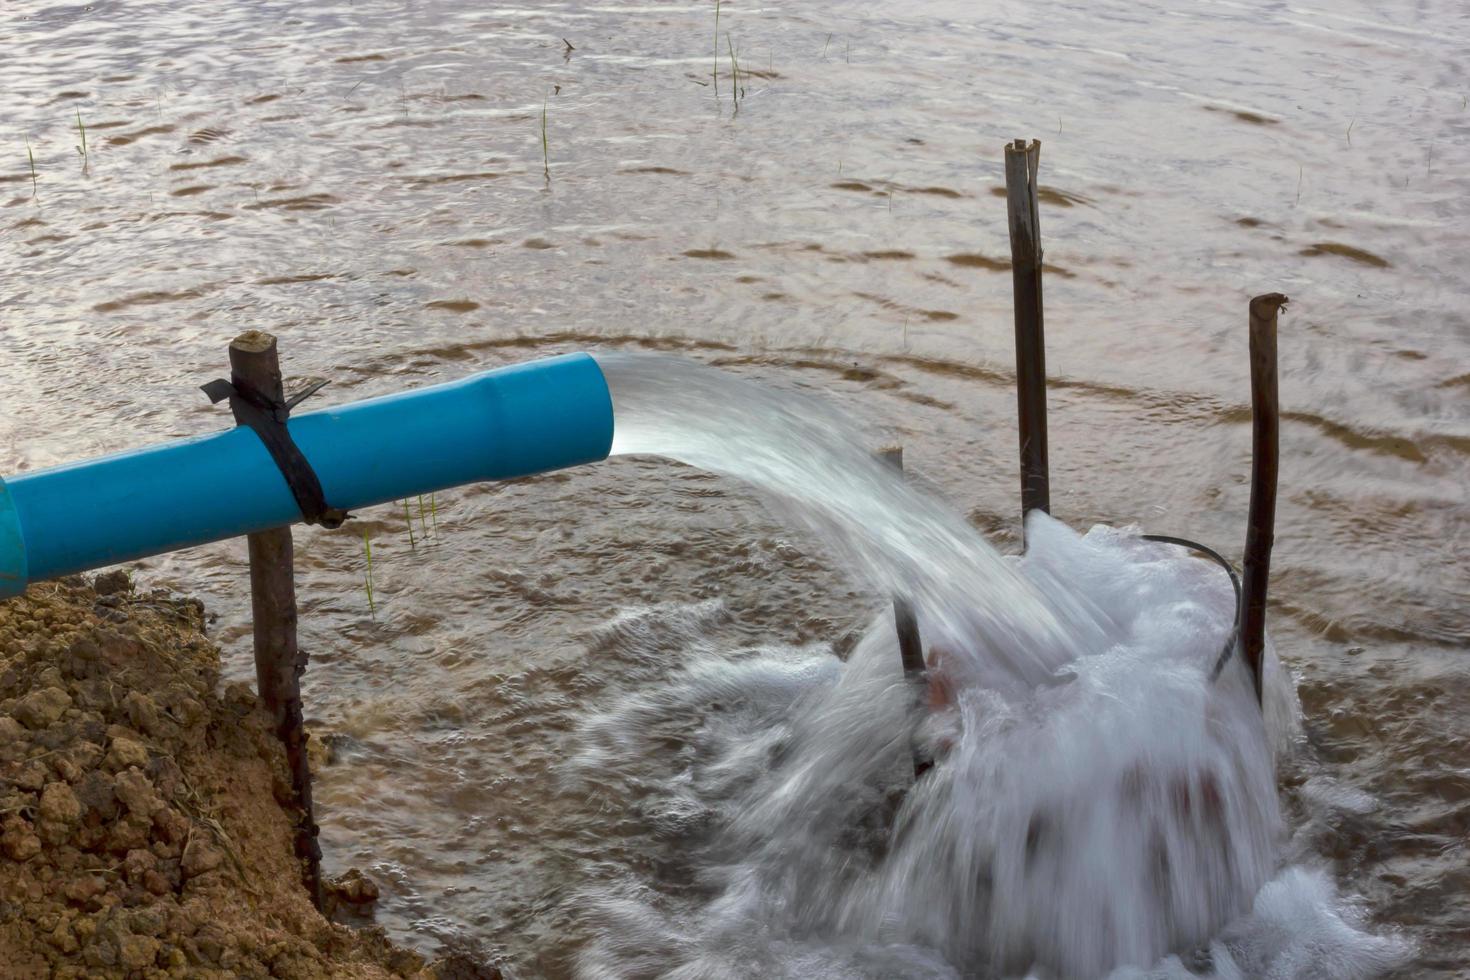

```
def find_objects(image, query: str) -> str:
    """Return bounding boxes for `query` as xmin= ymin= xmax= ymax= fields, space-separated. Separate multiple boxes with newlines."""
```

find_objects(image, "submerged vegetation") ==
xmin=74 ymin=109 xmax=87 ymax=172
xmin=540 ymin=97 xmax=550 ymax=180
xmin=710 ymin=0 xmax=746 ymax=106
xmin=350 ymin=496 xmax=444 ymax=616
xmin=727 ymin=35 xmax=744 ymax=104
xmin=25 ymin=135 xmax=36 ymax=196
xmin=361 ymin=529 xmax=375 ymax=617
xmin=399 ymin=495 xmax=439 ymax=549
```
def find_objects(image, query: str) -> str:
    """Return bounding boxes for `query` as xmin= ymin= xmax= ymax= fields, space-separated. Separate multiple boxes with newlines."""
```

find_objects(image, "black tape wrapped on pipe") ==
xmin=200 ymin=377 xmax=349 ymax=529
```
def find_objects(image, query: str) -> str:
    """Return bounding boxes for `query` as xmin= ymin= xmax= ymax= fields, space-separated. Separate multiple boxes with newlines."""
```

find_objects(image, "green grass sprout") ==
xmin=75 ymin=109 xmax=88 ymax=172
xmin=727 ymin=34 xmax=742 ymax=104
xmin=25 ymin=136 xmax=37 ymax=196
xmin=541 ymin=98 xmax=550 ymax=180
xmin=362 ymin=531 xmax=376 ymax=617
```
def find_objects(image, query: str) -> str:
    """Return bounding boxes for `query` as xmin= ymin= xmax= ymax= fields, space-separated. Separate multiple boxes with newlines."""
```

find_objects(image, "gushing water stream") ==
xmin=567 ymin=354 xmax=1410 ymax=979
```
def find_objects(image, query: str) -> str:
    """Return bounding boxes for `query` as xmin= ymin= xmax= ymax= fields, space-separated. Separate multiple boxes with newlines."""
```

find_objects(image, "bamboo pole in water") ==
xmin=879 ymin=446 xmax=926 ymax=682
xmin=227 ymin=332 xmax=323 ymax=908
xmin=879 ymin=446 xmax=930 ymax=779
xmin=1004 ymin=139 xmax=1050 ymax=537
xmin=1241 ymin=294 xmax=1288 ymax=706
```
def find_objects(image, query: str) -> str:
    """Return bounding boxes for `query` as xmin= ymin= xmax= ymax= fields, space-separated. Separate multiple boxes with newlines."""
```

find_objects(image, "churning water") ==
xmin=566 ymin=353 xmax=1410 ymax=979
xmin=6 ymin=0 xmax=1466 ymax=971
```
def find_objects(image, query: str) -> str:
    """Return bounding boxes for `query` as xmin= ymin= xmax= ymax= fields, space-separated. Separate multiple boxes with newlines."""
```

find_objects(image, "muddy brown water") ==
xmin=2 ymin=0 xmax=1467 ymax=975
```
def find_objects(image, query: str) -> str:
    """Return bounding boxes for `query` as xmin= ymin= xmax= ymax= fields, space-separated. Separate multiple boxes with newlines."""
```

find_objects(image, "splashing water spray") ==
xmin=568 ymin=146 xmax=1405 ymax=977
xmin=577 ymin=303 xmax=1280 ymax=977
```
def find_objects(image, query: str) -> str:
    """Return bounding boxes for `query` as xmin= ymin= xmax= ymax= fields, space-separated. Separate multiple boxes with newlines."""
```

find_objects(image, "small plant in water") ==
xmin=75 ymin=109 xmax=88 ymax=172
xmin=416 ymin=495 xmax=431 ymax=539
xmin=713 ymin=0 xmax=722 ymax=96
xmin=25 ymin=136 xmax=37 ymax=196
xmin=727 ymin=35 xmax=744 ymax=104
xmin=402 ymin=499 xmax=417 ymax=549
xmin=541 ymin=98 xmax=550 ymax=180
xmin=361 ymin=530 xmax=376 ymax=617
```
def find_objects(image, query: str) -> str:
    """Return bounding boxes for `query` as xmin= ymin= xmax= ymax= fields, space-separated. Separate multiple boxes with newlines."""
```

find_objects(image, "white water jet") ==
xmin=570 ymin=353 xmax=1408 ymax=978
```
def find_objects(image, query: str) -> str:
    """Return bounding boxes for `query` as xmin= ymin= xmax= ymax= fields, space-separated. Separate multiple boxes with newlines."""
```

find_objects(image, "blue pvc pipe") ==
xmin=0 ymin=352 xmax=613 ymax=597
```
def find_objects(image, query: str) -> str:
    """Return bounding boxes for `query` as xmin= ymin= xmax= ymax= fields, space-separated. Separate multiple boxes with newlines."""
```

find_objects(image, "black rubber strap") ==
xmin=1139 ymin=534 xmax=1241 ymax=683
xmin=201 ymin=377 xmax=349 ymax=529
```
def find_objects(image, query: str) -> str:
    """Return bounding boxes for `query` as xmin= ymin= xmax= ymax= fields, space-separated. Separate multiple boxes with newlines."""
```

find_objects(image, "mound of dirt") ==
xmin=0 ymin=572 xmax=499 ymax=980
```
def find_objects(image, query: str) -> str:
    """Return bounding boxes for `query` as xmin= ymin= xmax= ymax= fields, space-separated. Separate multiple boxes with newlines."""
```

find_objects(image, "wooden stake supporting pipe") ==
xmin=879 ymin=446 xmax=926 ymax=682
xmin=227 ymin=331 xmax=323 ymax=908
xmin=1004 ymin=139 xmax=1051 ymax=537
xmin=1240 ymin=295 xmax=1287 ymax=706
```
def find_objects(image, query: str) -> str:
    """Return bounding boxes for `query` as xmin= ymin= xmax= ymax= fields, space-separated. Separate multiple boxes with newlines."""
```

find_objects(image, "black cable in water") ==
xmin=1139 ymin=534 xmax=1241 ymax=684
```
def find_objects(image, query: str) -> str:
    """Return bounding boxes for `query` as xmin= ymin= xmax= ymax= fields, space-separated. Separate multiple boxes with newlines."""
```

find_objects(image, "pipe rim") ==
xmin=0 ymin=476 xmax=29 ymax=599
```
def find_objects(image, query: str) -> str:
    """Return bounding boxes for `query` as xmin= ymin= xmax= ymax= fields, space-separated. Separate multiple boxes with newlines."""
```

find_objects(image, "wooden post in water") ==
xmin=879 ymin=446 xmax=926 ymax=682
xmin=1240 ymin=294 xmax=1287 ymax=706
xmin=227 ymin=331 xmax=323 ymax=908
xmin=1004 ymin=139 xmax=1051 ymax=539
xmin=880 ymin=446 xmax=929 ymax=779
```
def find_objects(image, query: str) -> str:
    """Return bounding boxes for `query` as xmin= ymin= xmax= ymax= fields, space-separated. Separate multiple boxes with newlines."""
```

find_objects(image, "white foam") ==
xmin=572 ymin=353 xmax=1407 ymax=978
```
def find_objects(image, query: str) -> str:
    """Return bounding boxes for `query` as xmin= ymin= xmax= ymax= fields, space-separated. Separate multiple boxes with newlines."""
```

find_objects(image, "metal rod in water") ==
xmin=1241 ymin=293 xmax=1288 ymax=705
xmin=1004 ymin=139 xmax=1051 ymax=536
xmin=227 ymin=331 xmax=322 ymax=908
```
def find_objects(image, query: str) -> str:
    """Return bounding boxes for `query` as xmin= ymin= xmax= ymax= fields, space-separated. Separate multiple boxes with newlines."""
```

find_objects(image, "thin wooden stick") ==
xmin=1003 ymin=139 xmax=1051 ymax=539
xmin=879 ymin=446 xmax=926 ymax=682
xmin=878 ymin=446 xmax=931 ymax=779
xmin=1241 ymin=294 xmax=1287 ymax=706
xmin=227 ymin=331 xmax=323 ymax=908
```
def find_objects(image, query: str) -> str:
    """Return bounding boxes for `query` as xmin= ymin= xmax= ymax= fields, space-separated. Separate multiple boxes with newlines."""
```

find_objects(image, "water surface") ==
xmin=2 ymin=0 xmax=1467 ymax=974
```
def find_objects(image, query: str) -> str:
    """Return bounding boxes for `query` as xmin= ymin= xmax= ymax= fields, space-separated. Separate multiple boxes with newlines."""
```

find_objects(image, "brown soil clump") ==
xmin=0 ymin=574 xmax=501 ymax=980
